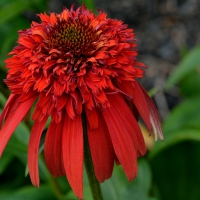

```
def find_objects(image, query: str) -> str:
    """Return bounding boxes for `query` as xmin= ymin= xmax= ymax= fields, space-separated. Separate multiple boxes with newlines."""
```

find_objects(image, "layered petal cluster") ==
xmin=0 ymin=5 xmax=163 ymax=199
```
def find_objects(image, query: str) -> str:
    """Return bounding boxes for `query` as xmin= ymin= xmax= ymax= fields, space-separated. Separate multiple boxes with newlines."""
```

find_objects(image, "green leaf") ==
xmin=5 ymin=136 xmax=27 ymax=155
xmin=150 ymin=141 xmax=200 ymax=200
xmin=0 ymin=33 xmax=17 ymax=65
xmin=137 ymin=159 xmax=152 ymax=193
xmin=3 ymin=126 xmax=29 ymax=165
xmin=32 ymin=0 xmax=47 ymax=12
xmin=0 ymin=153 xmax=13 ymax=175
xmin=0 ymin=156 xmax=31 ymax=190
xmin=14 ymin=123 xmax=30 ymax=145
xmin=149 ymin=198 xmax=159 ymax=200
xmin=65 ymin=190 xmax=79 ymax=199
xmin=163 ymin=95 xmax=200 ymax=133
xmin=79 ymin=0 xmax=95 ymax=12
xmin=0 ymin=92 xmax=7 ymax=107
xmin=149 ymin=96 xmax=200 ymax=158
xmin=148 ymin=88 xmax=158 ymax=97
xmin=149 ymin=128 xmax=200 ymax=159
xmin=102 ymin=180 xmax=150 ymax=200
xmin=0 ymin=18 xmax=29 ymax=65
xmin=101 ymin=178 xmax=120 ymax=200
xmin=165 ymin=45 xmax=200 ymax=89
xmin=37 ymin=156 xmax=51 ymax=182
xmin=0 ymin=0 xmax=31 ymax=26
xmin=0 ymin=185 xmax=57 ymax=200
xmin=178 ymin=70 xmax=200 ymax=97
xmin=102 ymin=160 xmax=154 ymax=200
xmin=0 ymin=0 xmax=13 ymax=7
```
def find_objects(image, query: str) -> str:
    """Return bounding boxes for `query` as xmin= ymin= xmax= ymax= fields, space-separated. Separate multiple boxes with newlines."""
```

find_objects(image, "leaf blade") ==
xmin=165 ymin=45 xmax=200 ymax=89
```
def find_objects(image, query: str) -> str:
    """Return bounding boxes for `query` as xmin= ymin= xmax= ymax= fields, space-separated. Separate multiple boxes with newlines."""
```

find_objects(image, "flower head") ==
xmin=0 ymin=5 xmax=163 ymax=199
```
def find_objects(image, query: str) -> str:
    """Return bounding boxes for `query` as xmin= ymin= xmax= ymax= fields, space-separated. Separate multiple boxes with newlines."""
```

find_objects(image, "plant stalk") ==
xmin=83 ymin=114 xmax=104 ymax=200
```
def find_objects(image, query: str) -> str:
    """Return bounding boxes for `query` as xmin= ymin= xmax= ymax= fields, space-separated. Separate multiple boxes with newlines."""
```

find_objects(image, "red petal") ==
xmin=17 ymin=92 xmax=38 ymax=103
xmin=57 ymin=94 xmax=68 ymax=110
xmin=0 ymin=96 xmax=36 ymax=157
xmin=132 ymin=81 xmax=152 ymax=133
xmin=0 ymin=94 xmax=18 ymax=129
xmin=65 ymin=97 xmax=75 ymax=119
xmin=84 ymin=106 xmax=98 ymax=129
xmin=50 ymin=13 xmax=57 ymax=26
xmin=38 ymin=13 xmax=50 ymax=22
xmin=139 ymin=84 xmax=164 ymax=140
xmin=61 ymin=9 xmax=69 ymax=20
xmin=116 ymin=81 xmax=152 ymax=133
xmin=102 ymin=95 xmax=137 ymax=181
xmin=18 ymin=37 xmax=35 ymax=49
xmin=62 ymin=114 xmax=83 ymax=199
xmin=102 ymin=94 xmax=141 ymax=181
xmin=115 ymin=81 xmax=133 ymax=99
xmin=115 ymin=94 xmax=146 ymax=156
xmin=71 ymin=92 xmax=82 ymax=115
xmin=28 ymin=116 xmax=48 ymax=187
xmin=32 ymin=29 xmax=47 ymax=39
xmin=44 ymin=120 xmax=65 ymax=177
xmin=87 ymin=110 xmax=114 ymax=182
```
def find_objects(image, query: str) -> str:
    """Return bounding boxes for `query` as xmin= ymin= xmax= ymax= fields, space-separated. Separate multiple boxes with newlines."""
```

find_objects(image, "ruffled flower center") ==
xmin=4 ymin=7 xmax=146 ymax=121
xmin=47 ymin=19 xmax=97 ymax=57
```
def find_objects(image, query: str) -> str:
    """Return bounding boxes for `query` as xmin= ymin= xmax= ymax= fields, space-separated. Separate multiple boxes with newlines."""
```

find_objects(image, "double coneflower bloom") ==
xmin=0 ymin=5 xmax=163 ymax=199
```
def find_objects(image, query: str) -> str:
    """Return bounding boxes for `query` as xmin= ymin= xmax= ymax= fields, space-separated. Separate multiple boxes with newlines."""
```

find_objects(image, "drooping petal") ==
xmin=87 ymin=109 xmax=114 ymax=182
xmin=113 ymin=94 xmax=146 ymax=156
xmin=0 ymin=96 xmax=36 ymax=157
xmin=0 ymin=94 xmax=18 ymax=129
xmin=102 ymin=94 xmax=141 ymax=181
xmin=44 ymin=119 xmax=65 ymax=177
xmin=139 ymin=84 xmax=164 ymax=140
xmin=116 ymin=81 xmax=152 ymax=132
xmin=28 ymin=116 xmax=48 ymax=187
xmin=132 ymin=81 xmax=152 ymax=132
xmin=62 ymin=114 xmax=83 ymax=199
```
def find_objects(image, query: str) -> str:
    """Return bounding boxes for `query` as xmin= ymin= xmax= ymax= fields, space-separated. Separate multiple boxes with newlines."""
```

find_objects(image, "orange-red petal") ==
xmin=0 ymin=95 xmax=36 ymax=157
xmin=139 ymin=84 xmax=164 ymax=140
xmin=62 ymin=114 xmax=83 ymax=199
xmin=132 ymin=81 xmax=152 ymax=133
xmin=28 ymin=116 xmax=48 ymax=187
xmin=84 ymin=106 xmax=98 ymax=129
xmin=87 ymin=110 xmax=114 ymax=182
xmin=44 ymin=120 xmax=65 ymax=177
xmin=0 ymin=94 xmax=18 ymax=129
xmin=102 ymin=94 xmax=139 ymax=181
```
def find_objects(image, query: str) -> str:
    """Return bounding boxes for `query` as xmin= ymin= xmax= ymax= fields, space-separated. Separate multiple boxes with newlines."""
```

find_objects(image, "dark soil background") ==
xmin=48 ymin=0 xmax=200 ymax=119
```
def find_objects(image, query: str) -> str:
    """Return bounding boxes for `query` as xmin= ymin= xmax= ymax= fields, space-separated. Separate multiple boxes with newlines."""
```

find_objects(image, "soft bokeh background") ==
xmin=0 ymin=0 xmax=200 ymax=199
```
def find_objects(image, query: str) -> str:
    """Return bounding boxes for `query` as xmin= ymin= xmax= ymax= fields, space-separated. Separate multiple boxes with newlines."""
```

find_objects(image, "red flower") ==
xmin=0 ymin=5 xmax=163 ymax=199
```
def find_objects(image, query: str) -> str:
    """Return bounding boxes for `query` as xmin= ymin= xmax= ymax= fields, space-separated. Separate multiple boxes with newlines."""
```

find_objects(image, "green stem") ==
xmin=83 ymin=114 xmax=104 ymax=200
xmin=49 ymin=175 xmax=64 ymax=200
xmin=39 ymin=154 xmax=64 ymax=200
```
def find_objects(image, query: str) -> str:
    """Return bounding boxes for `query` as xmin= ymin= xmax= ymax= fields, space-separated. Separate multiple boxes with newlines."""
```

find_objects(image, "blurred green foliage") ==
xmin=150 ymin=44 xmax=200 ymax=200
xmin=79 ymin=0 xmax=95 ymax=11
xmin=0 ymin=0 xmax=200 ymax=200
